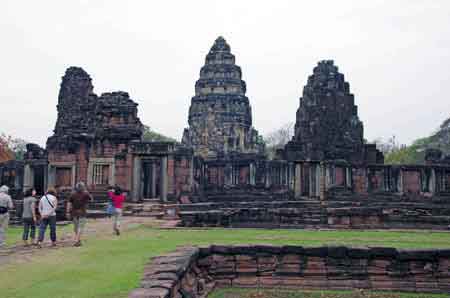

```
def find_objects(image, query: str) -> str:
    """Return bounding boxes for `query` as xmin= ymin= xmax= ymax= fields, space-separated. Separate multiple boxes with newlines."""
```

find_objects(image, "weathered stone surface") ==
xmin=129 ymin=288 xmax=169 ymax=298
xmin=182 ymin=37 xmax=264 ymax=158
xmin=47 ymin=67 xmax=143 ymax=151
xmin=284 ymin=60 xmax=383 ymax=164
xmin=130 ymin=245 xmax=450 ymax=297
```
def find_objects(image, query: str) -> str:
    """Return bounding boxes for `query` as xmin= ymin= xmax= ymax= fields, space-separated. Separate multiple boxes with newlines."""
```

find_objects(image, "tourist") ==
xmin=22 ymin=188 xmax=37 ymax=246
xmin=66 ymin=182 xmax=92 ymax=247
xmin=37 ymin=187 xmax=58 ymax=248
xmin=0 ymin=185 xmax=14 ymax=248
xmin=108 ymin=186 xmax=125 ymax=235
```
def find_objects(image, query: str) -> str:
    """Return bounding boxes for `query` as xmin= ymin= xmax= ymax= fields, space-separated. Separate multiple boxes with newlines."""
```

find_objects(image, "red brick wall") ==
xmin=115 ymin=156 xmax=132 ymax=190
xmin=174 ymin=157 xmax=191 ymax=195
xmin=206 ymin=166 xmax=225 ymax=187
xmin=76 ymin=144 xmax=88 ymax=184
xmin=48 ymin=141 xmax=135 ymax=191
xmin=335 ymin=167 xmax=345 ymax=186
xmin=239 ymin=166 xmax=249 ymax=185
xmin=167 ymin=157 xmax=175 ymax=195
xmin=403 ymin=170 xmax=421 ymax=194
xmin=369 ymin=169 xmax=384 ymax=192
xmin=208 ymin=167 xmax=218 ymax=185
xmin=352 ymin=167 xmax=367 ymax=195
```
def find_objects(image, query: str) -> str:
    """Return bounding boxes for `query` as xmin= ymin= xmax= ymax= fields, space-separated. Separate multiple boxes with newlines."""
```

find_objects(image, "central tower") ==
xmin=182 ymin=36 xmax=263 ymax=158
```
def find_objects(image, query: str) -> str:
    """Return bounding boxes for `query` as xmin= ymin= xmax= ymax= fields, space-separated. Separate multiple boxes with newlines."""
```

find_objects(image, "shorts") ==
xmin=73 ymin=216 xmax=87 ymax=235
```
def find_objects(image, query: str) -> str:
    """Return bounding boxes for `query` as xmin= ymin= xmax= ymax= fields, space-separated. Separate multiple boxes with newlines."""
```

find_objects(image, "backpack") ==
xmin=0 ymin=206 xmax=8 ymax=214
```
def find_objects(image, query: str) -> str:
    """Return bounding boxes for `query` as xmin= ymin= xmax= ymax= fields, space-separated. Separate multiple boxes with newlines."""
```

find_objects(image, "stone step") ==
xmin=133 ymin=212 xmax=164 ymax=219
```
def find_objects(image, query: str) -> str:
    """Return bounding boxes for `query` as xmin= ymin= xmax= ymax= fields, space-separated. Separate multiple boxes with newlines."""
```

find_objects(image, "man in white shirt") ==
xmin=37 ymin=187 xmax=58 ymax=247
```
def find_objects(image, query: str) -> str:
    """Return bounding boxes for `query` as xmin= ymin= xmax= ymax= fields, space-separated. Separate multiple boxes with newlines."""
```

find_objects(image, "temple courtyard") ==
xmin=0 ymin=218 xmax=449 ymax=298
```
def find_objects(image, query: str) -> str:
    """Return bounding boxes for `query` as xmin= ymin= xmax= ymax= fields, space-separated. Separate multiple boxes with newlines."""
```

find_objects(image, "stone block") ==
xmin=258 ymin=276 xmax=283 ymax=287
xmin=128 ymin=288 xmax=169 ymax=298
xmin=232 ymin=276 xmax=258 ymax=287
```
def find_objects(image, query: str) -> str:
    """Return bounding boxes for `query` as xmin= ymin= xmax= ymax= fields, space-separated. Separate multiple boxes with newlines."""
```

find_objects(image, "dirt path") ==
xmin=0 ymin=216 xmax=171 ymax=266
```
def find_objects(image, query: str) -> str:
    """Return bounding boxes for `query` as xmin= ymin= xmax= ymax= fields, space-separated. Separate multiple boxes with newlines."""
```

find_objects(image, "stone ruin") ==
xmin=284 ymin=60 xmax=383 ymax=164
xmin=129 ymin=245 xmax=450 ymax=298
xmin=182 ymin=37 xmax=264 ymax=159
xmin=0 ymin=36 xmax=450 ymax=230
xmin=47 ymin=66 xmax=143 ymax=154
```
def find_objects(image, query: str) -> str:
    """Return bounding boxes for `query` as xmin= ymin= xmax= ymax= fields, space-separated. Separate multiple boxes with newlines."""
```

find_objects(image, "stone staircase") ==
xmin=178 ymin=187 xmax=450 ymax=229
xmin=125 ymin=198 xmax=164 ymax=219
xmin=325 ymin=190 xmax=450 ymax=229
xmin=178 ymin=189 xmax=327 ymax=228
xmin=87 ymin=187 xmax=166 ymax=219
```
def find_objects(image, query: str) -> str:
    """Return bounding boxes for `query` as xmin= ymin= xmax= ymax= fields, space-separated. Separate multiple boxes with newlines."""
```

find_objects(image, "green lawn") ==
xmin=5 ymin=226 xmax=23 ymax=245
xmin=1 ymin=225 xmax=450 ymax=298
xmin=5 ymin=225 xmax=72 ymax=246
xmin=210 ymin=288 xmax=449 ymax=298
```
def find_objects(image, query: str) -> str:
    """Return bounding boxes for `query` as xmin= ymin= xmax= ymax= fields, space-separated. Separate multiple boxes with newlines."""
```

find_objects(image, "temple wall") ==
xmin=129 ymin=245 xmax=450 ymax=298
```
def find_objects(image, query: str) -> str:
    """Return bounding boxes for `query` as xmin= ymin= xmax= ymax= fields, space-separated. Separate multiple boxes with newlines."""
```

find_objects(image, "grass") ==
xmin=5 ymin=225 xmax=72 ymax=246
xmin=5 ymin=226 xmax=23 ymax=245
xmin=1 ymin=224 xmax=450 ymax=298
xmin=209 ymin=288 xmax=450 ymax=298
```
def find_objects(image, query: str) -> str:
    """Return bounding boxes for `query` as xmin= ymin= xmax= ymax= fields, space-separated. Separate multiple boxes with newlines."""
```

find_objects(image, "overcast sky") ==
xmin=1 ymin=1 xmax=449 ymax=147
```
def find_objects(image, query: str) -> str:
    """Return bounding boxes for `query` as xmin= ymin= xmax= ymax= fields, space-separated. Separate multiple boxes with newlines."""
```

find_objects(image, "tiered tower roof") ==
xmin=183 ymin=37 xmax=263 ymax=158
xmin=286 ymin=60 xmax=366 ymax=162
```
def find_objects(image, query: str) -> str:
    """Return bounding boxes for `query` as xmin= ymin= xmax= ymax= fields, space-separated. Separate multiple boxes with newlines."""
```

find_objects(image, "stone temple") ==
xmin=182 ymin=37 xmax=264 ymax=159
xmin=1 ymin=36 xmax=450 ymax=229
xmin=284 ymin=60 xmax=383 ymax=164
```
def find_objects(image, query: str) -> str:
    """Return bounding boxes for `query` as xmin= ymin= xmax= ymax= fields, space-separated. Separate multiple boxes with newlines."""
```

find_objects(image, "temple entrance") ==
xmin=33 ymin=165 xmax=46 ymax=195
xmin=141 ymin=159 xmax=160 ymax=199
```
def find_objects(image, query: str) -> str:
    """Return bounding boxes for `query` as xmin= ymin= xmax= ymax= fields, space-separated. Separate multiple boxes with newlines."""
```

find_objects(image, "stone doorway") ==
xmin=141 ymin=159 xmax=160 ymax=199
xmin=33 ymin=165 xmax=46 ymax=195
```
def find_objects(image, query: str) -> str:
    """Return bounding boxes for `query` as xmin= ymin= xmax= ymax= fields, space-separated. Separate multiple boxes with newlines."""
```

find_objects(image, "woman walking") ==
xmin=0 ymin=185 xmax=14 ymax=248
xmin=22 ymin=188 xmax=37 ymax=246
xmin=37 ymin=187 xmax=58 ymax=248
xmin=108 ymin=186 xmax=125 ymax=235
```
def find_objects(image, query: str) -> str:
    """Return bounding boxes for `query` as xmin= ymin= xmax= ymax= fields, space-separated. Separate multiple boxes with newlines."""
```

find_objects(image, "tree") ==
xmin=142 ymin=125 xmax=176 ymax=143
xmin=264 ymin=122 xmax=294 ymax=159
xmin=373 ymin=135 xmax=405 ymax=155
xmin=0 ymin=133 xmax=28 ymax=160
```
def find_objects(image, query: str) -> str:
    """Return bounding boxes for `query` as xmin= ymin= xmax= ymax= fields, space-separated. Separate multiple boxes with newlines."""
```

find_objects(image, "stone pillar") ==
xmin=346 ymin=167 xmax=352 ymax=189
xmin=430 ymin=168 xmax=436 ymax=194
xmin=289 ymin=162 xmax=295 ymax=190
xmin=294 ymin=163 xmax=302 ymax=199
xmin=319 ymin=163 xmax=327 ymax=201
xmin=249 ymin=163 xmax=255 ymax=186
xmin=160 ymin=156 xmax=168 ymax=202
xmin=315 ymin=164 xmax=321 ymax=197
xmin=47 ymin=165 xmax=55 ymax=188
xmin=71 ymin=164 xmax=76 ymax=187
xmin=284 ymin=163 xmax=289 ymax=186
xmin=23 ymin=164 xmax=34 ymax=191
xmin=189 ymin=156 xmax=194 ymax=191
xmin=151 ymin=162 xmax=157 ymax=198
xmin=43 ymin=165 xmax=48 ymax=192
xmin=397 ymin=169 xmax=403 ymax=194
xmin=132 ymin=156 xmax=142 ymax=202
xmin=308 ymin=165 xmax=313 ymax=196
xmin=225 ymin=163 xmax=232 ymax=186
xmin=325 ymin=165 xmax=331 ymax=189
xmin=265 ymin=162 xmax=271 ymax=188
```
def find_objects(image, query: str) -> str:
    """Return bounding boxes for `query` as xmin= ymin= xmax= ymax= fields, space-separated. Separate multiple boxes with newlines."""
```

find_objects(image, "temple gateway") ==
xmin=1 ymin=36 xmax=450 ymax=229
